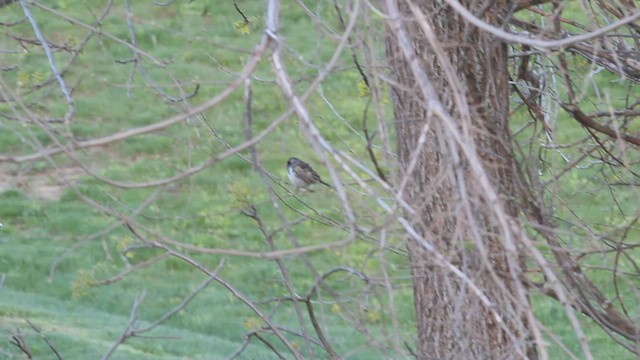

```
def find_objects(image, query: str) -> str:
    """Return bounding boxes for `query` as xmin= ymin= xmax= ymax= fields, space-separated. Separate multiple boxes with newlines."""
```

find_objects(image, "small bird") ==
xmin=287 ymin=157 xmax=332 ymax=190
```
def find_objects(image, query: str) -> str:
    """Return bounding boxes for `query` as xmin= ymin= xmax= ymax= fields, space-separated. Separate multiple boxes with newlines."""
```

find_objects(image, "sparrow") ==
xmin=287 ymin=157 xmax=332 ymax=190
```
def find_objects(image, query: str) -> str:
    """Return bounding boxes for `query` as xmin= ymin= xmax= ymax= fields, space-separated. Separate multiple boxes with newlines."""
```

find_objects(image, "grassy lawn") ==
xmin=1 ymin=0 xmax=637 ymax=359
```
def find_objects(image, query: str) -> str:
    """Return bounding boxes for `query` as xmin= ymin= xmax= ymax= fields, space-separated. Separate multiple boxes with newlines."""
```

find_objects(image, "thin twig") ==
xmin=26 ymin=320 xmax=63 ymax=360
xmin=19 ymin=0 xmax=75 ymax=122
xmin=100 ymin=259 xmax=224 ymax=359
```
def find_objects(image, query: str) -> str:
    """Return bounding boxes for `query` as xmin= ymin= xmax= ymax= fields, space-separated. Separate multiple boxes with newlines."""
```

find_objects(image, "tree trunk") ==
xmin=385 ymin=1 xmax=536 ymax=358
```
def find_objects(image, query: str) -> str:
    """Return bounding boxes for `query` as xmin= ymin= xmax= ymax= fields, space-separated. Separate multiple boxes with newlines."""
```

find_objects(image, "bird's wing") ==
xmin=294 ymin=162 xmax=322 ymax=184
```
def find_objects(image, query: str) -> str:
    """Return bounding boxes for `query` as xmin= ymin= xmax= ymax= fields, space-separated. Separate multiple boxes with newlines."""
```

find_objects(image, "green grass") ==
xmin=0 ymin=1 xmax=367 ymax=357
xmin=1 ymin=288 xmax=275 ymax=360
xmin=1 ymin=0 xmax=638 ymax=359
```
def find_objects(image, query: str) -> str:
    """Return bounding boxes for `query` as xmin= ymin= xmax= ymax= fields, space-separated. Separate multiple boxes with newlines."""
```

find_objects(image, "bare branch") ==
xmin=19 ymin=0 xmax=75 ymax=122
xmin=26 ymin=320 xmax=63 ymax=360
xmin=101 ymin=259 xmax=225 ymax=359
xmin=0 ymin=32 xmax=270 ymax=163
xmin=442 ymin=0 xmax=640 ymax=49
xmin=561 ymin=103 xmax=640 ymax=146
xmin=123 ymin=222 xmax=304 ymax=360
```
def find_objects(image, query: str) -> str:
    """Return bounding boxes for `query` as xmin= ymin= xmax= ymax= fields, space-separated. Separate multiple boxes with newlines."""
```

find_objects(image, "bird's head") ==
xmin=287 ymin=157 xmax=300 ymax=167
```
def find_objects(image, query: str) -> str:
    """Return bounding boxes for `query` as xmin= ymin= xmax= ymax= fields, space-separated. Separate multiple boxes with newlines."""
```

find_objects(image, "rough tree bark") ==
xmin=385 ymin=1 xmax=535 ymax=359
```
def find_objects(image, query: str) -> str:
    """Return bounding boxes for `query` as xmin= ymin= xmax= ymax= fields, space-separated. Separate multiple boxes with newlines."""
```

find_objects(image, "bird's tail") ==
xmin=320 ymin=179 xmax=334 ymax=189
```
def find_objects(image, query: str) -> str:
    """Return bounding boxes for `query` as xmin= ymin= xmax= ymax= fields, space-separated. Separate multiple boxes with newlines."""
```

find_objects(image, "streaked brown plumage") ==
xmin=287 ymin=157 xmax=332 ymax=190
